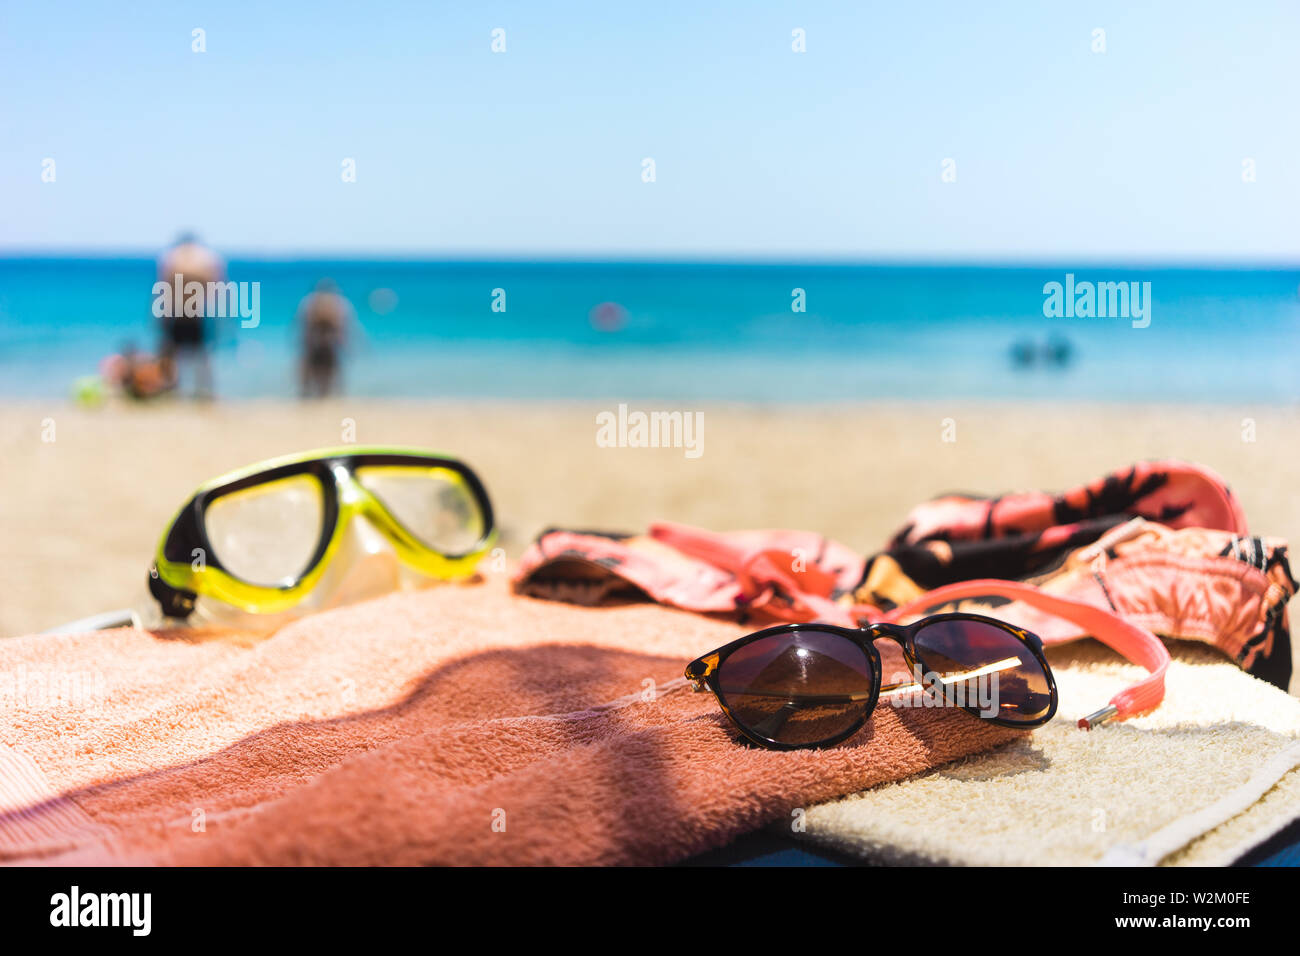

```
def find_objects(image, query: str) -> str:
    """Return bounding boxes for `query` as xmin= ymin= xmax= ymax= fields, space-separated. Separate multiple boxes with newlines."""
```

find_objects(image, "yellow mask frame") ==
xmin=148 ymin=446 xmax=496 ymax=618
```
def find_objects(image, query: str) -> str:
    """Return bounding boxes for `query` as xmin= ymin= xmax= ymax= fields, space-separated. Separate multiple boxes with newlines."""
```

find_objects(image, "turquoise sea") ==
xmin=1 ymin=258 xmax=1297 ymax=402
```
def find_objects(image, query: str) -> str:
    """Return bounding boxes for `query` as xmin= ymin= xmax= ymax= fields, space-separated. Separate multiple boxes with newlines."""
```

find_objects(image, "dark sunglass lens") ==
xmin=716 ymin=630 xmax=875 ymax=746
xmin=911 ymin=619 xmax=1053 ymax=723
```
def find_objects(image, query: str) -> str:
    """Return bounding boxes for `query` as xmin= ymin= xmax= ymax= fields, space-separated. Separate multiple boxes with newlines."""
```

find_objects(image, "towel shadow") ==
xmin=0 ymin=641 xmax=693 ymax=863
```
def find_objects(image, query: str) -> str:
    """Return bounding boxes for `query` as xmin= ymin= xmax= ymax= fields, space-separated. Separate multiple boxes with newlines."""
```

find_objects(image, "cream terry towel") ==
xmin=792 ymin=639 xmax=1300 ymax=865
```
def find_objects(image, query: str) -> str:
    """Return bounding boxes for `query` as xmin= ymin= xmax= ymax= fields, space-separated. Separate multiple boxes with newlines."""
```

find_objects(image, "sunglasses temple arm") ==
xmin=883 ymin=579 xmax=1170 ymax=727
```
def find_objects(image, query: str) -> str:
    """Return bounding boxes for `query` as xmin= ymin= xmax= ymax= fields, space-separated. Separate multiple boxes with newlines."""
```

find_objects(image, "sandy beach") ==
xmin=1 ymin=399 xmax=1296 ymax=638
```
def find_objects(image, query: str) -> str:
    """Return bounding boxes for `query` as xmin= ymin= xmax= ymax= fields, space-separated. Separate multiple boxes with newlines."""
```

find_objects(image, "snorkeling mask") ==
xmin=145 ymin=446 xmax=495 ymax=626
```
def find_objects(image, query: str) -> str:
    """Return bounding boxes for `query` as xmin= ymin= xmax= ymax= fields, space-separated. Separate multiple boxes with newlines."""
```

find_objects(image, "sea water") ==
xmin=1 ymin=258 xmax=1296 ymax=403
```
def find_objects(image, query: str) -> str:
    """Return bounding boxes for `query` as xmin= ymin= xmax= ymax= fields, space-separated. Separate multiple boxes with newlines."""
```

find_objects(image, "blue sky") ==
xmin=2 ymin=1 xmax=1297 ymax=260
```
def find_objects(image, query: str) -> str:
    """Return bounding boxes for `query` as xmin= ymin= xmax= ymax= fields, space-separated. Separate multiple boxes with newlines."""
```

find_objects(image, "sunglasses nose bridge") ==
xmin=862 ymin=625 xmax=919 ymax=689
xmin=862 ymin=623 xmax=910 ymax=652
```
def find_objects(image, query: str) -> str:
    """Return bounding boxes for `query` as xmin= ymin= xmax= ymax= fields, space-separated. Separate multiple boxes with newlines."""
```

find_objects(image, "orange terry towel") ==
xmin=0 ymin=578 xmax=1023 ymax=865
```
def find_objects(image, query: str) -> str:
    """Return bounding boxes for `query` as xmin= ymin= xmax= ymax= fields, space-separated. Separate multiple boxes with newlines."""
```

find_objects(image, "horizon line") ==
xmin=1 ymin=247 xmax=1298 ymax=271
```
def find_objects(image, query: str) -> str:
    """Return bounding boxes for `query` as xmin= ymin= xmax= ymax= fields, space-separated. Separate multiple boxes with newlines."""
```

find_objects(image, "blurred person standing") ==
xmin=297 ymin=279 xmax=356 ymax=398
xmin=156 ymin=233 xmax=226 ymax=399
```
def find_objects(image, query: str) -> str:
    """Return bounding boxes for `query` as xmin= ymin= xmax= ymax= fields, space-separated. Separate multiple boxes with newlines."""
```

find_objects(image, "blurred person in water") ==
xmin=155 ymin=233 xmax=226 ymax=399
xmin=296 ymin=279 xmax=357 ymax=398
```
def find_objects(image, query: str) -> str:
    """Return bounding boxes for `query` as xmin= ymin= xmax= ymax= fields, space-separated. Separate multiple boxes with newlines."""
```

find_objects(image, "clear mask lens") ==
xmin=204 ymin=475 xmax=325 ymax=587
xmin=187 ymin=514 xmax=436 ymax=629
xmin=354 ymin=466 xmax=485 ymax=556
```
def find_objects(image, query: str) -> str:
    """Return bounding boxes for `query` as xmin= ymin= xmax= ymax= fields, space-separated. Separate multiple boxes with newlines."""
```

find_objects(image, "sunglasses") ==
xmin=149 ymin=446 xmax=495 ymax=617
xmin=685 ymin=613 xmax=1058 ymax=750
